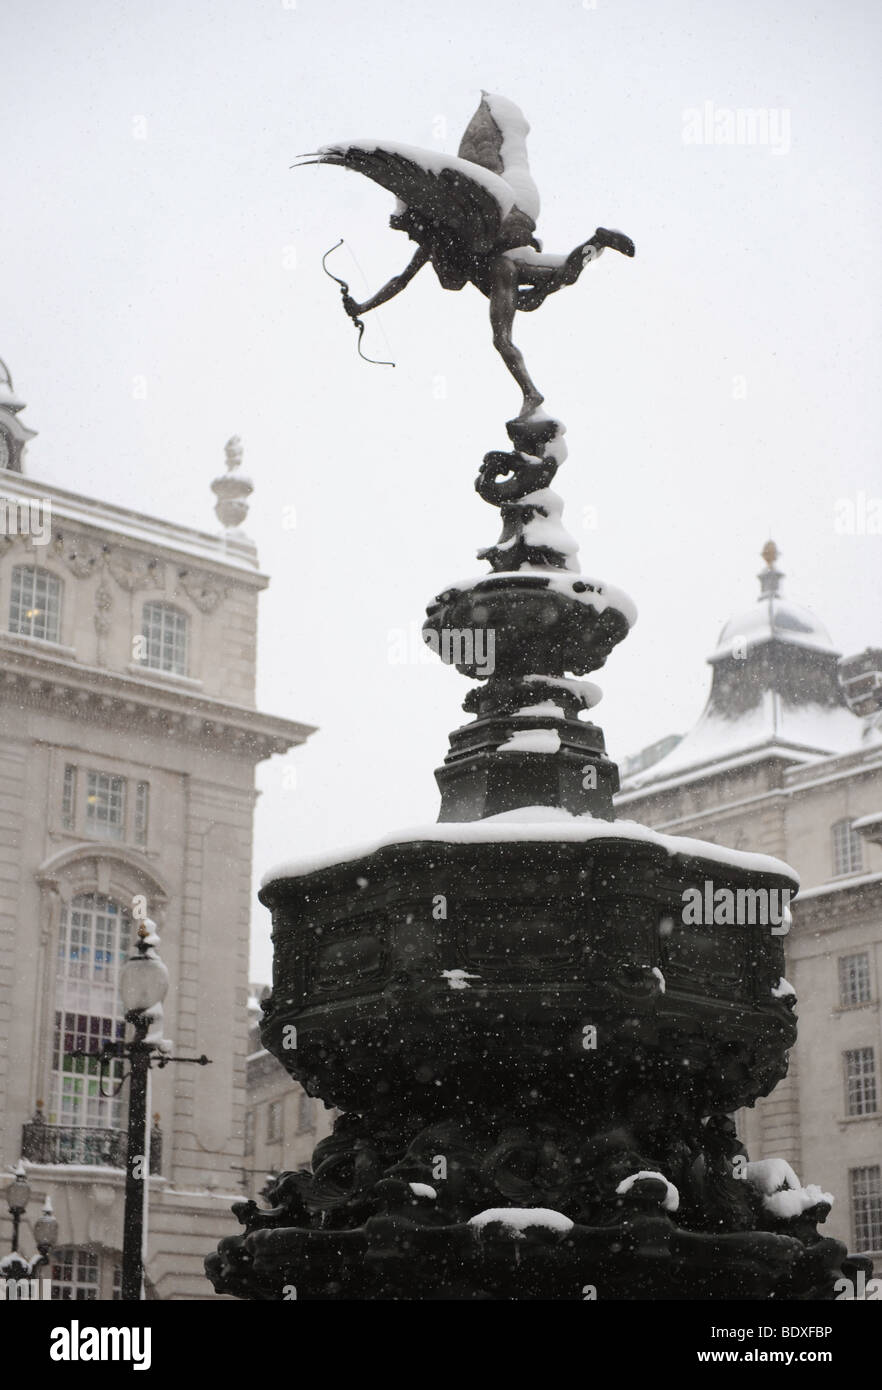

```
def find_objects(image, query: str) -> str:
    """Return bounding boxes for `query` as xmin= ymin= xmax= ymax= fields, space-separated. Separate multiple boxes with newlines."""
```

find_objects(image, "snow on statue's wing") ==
xmin=304 ymin=140 xmax=516 ymax=253
xmin=458 ymin=93 xmax=540 ymax=226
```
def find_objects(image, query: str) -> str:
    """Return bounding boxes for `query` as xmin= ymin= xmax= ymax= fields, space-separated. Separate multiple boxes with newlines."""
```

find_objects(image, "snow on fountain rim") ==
xmin=469 ymin=1207 xmax=573 ymax=1234
xmin=616 ymin=1171 xmax=680 ymax=1212
xmin=742 ymin=1159 xmax=833 ymax=1218
xmin=523 ymin=675 xmax=603 ymax=708
xmin=435 ymin=569 xmax=638 ymax=628
xmin=261 ymin=807 xmax=799 ymax=887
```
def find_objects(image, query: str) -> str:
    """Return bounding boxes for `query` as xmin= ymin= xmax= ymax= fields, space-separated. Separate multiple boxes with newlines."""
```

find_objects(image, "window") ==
xmin=51 ymin=1248 xmax=100 ymax=1300
xmin=851 ymin=1167 xmax=882 ymax=1252
xmin=244 ymin=1110 xmax=255 ymax=1156
xmin=140 ymin=601 xmax=188 ymax=676
xmin=51 ymin=1247 xmax=122 ymax=1301
xmin=61 ymin=765 xmax=76 ymax=830
xmin=8 ymin=565 xmax=62 ymax=642
xmin=49 ymin=894 xmax=132 ymax=1140
xmin=845 ymin=1047 xmax=877 ymax=1117
xmin=266 ymin=1101 xmax=282 ymax=1142
xmin=61 ymin=765 xmax=150 ymax=845
xmin=134 ymin=781 xmax=149 ymax=847
xmin=296 ymin=1093 xmax=313 ymax=1135
xmin=85 ymin=771 xmax=126 ymax=841
xmin=833 ymin=819 xmax=863 ymax=876
xmin=839 ymin=952 xmax=871 ymax=1008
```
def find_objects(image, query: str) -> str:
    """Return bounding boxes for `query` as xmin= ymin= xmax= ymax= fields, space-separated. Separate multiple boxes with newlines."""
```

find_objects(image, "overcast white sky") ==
xmin=4 ymin=0 xmax=881 ymax=982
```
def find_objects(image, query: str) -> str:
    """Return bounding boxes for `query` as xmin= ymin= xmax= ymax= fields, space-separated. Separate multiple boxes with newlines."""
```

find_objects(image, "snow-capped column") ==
xmin=422 ymin=411 xmax=636 ymax=821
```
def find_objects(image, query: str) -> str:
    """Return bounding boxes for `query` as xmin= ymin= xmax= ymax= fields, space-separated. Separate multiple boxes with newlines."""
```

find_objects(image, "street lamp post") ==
xmin=119 ymin=920 xmax=169 ymax=1303
xmin=120 ymin=1014 xmax=153 ymax=1301
xmin=2 ymin=1165 xmax=58 ymax=1284
xmin=5 ymin=1163 xmax=30 ymax=1255
xmin=33 ymin=1198 xmax=58 ymax=1264
xmin=67 ymin=918 xmax=211 ymax=1301
xmin=106 ymin=918 xmax=212 ymax=1301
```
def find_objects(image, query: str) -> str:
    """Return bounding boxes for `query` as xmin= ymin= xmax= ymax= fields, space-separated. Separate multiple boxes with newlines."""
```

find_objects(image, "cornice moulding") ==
xmin=0 ymin=636 xmax=314 ymax=759
xmin=0 ymin=471 xmax=266 ymax=581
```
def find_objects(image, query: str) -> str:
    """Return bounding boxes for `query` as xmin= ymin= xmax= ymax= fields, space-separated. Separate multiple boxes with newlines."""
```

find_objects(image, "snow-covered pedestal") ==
xmin=206 ymin=797 xmax=852 ymax=1299
xmin=205 ymin=413 xmax=867 ymax=1301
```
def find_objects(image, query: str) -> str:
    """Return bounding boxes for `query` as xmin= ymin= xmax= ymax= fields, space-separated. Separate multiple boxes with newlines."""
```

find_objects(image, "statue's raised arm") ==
xmin=299 ymin=92 xmax=634 ymax=420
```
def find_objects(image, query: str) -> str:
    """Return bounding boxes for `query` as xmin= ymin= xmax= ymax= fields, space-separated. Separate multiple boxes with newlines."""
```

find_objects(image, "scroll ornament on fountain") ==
xmin=423 ymin=405 xmax=635 ymax=823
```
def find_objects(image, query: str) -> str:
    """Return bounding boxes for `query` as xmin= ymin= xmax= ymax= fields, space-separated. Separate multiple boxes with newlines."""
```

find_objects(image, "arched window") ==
xmin=48 ymin=894 xmax=132 ymax=1158
xmin=50 ymin=1247 xmax=122 ymax=1301
xmin=833 ymin=819 xmax=864 ymax=877
xmin=139 ymin=600 xmax=188 ymax=676
xmin=8 ymin=564 xmax=62 ymax=643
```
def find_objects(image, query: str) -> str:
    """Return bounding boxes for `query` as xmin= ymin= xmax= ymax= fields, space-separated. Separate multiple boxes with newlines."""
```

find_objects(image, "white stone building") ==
xmin=0 ymin=362 xmax=313 ymax=1298
xmin=618 ymin=543 xmax=882 ymax=1263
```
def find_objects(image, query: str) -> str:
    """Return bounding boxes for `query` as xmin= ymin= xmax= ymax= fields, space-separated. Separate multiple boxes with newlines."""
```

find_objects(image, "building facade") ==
xmin=240 ymin=985 xmax=336 ymax=1200
xmin=0 ymin=364 xmax=313 ymax=1298
xmin=617 ymin=543 xmax=882 ymax=1263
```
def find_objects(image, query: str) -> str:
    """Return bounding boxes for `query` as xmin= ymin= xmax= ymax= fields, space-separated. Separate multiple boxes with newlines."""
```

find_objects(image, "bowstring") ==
xmin=321 ymin=240 xmax=395 ymax=368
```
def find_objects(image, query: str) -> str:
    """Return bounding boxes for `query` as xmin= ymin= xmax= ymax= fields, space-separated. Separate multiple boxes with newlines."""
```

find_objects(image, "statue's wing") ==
xmin=300 ymin=140 xmax=518 ymax=254
xmin=458 ymin=92 xmax=540 ymax=226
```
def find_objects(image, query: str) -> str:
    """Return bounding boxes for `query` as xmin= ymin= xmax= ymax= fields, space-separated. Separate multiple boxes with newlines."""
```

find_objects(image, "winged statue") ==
xmin=300 ymin=92 xmax=635 ymax=420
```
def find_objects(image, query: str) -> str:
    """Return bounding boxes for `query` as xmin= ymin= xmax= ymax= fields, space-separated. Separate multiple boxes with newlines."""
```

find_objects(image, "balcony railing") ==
xmin=21 ymin=1117 xmax=162 ymax=1174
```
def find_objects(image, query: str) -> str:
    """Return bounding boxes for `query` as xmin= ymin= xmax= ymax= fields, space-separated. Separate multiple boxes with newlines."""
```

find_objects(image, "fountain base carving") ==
xmin=207 ymin=1097 xmax=860 ymax=1301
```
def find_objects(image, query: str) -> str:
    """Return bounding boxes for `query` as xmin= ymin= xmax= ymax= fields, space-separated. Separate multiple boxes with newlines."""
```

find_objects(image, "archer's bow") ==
xmin=321 ymin=240 xmax=395 ymax=368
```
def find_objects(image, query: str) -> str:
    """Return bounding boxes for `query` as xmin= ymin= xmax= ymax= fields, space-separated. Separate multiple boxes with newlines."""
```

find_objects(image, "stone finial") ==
xmin=211 ymin=435 xmax=253 ymax=531
xmin=761 ymin=539 xmax=779 ymax=569
xmin=759 ymin=539 xmax=783 ymax=599
xmin=0 ymin=357 xmax=37 ymax=473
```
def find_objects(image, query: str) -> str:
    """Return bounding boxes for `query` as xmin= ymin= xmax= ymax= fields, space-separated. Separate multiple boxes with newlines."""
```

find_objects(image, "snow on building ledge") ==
xmin=0 ymin=466 xmax=263 ymax=579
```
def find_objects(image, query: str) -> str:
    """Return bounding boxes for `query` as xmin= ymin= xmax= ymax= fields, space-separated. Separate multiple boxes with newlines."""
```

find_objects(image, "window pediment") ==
xmin=36 ymin=843 xmax=170 ymax=914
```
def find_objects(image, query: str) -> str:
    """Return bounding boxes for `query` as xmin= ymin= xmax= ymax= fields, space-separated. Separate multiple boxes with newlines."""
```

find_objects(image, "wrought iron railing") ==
xmin=21 ymin=1117 xmax=162 ymax=1174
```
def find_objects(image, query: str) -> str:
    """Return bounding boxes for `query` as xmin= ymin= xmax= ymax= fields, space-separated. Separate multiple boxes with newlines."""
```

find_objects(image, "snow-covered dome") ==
xmin=713 ymin=595 xmax=837 ymax=661
xmin=0 ymin=357 xmax=36 ymax=471
xmin=711 ymin=540 xmax=837 ymax=660
xmin=618 ymin=543 xmax=862 ymax=792
xmin=0 ymin=357 xmax=27 ymax=413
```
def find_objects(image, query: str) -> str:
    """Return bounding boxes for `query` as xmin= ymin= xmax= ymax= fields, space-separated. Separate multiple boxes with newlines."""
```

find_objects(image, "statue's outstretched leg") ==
xmin=488 ymin=254 xmax=544 ymax=420
xmin=560 ymin=229 xmax=635 ymax=286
